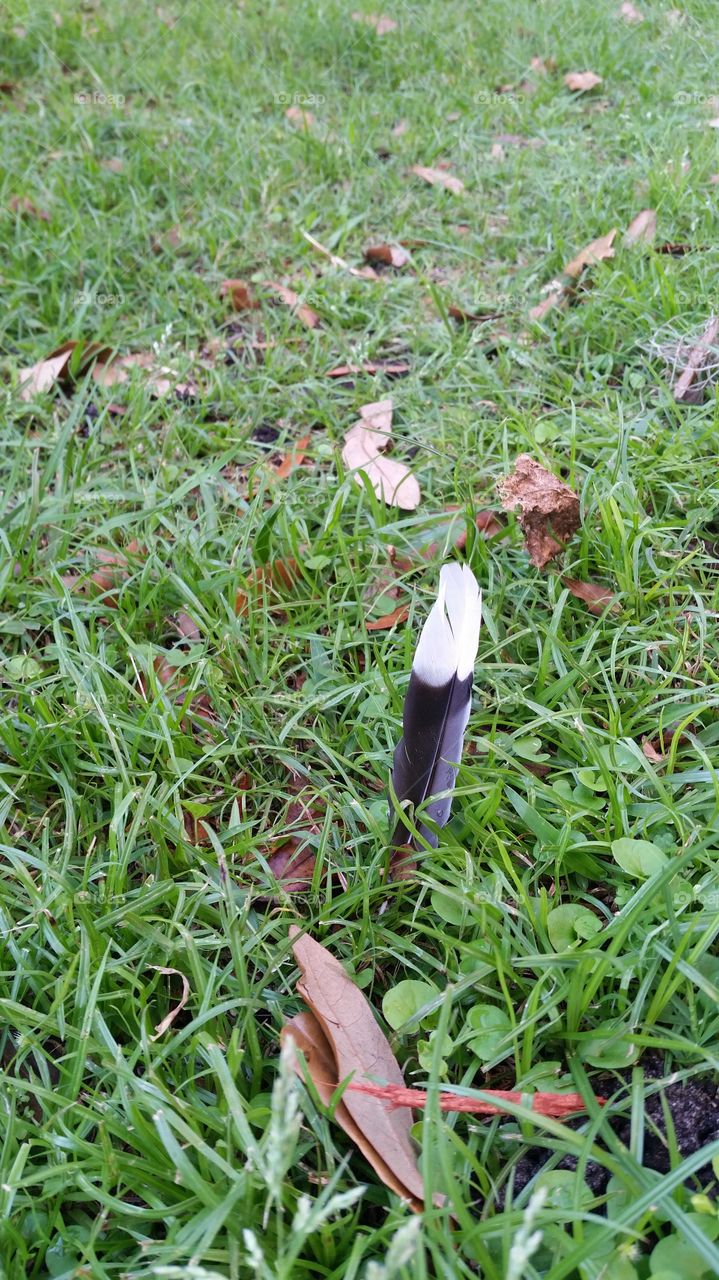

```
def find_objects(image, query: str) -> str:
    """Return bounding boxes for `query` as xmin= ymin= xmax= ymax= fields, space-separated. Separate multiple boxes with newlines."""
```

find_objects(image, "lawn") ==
xmin=2 ymin=0 xmax=719 ymax=1276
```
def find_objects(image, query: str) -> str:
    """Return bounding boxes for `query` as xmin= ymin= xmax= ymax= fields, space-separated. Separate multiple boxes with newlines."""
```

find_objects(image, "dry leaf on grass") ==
xmin=448 ymin=303 xmax=502 ymax=324
xmin=530 ymin=230 xmax=616 ymax=320
xmin=285 ymin=105 xmax=314 ymax=129
xmin=9 ymin=195 xmax=49 ymax=221
xmin=325 ymin=360 xmax=410 ymax=380
xmin=391 ymin=118 xmax=408 ymax=137
xmin=235 ymin=558 xmax=299 ymax=617
xmin=92 ymin=351 xmax=197 ymax=399
xmin=623 ymin=209 xmax=656 ymax=246
xmin=342 ymin=398 xmax=420 ymax=511
xmin=148 ymin=966 xmax=190 ymax=1040
xmin=271 ymin=433 xmax=312 ymax=480
xmin=498 ymin=455 xmax=580 ymax=569
xmin=260 ymin=792 xmax=325 ymax=892
xmin=282 ymin=927 xmax=426 ymax=1208
xmin=564 ymin=70 xmax=603 ymax=92
xmin=409 ymin=164 xmax=464 ymax=195
xmin=672 ymin=315 xmax=719 ymax=403
xmin=151 ymin=223 xmax=182 ymax=254
xmin=530 ymin=55 xmax=557 ymax=74
xmin=265 ymin=282 xmax=320 ymax=329
xmin=619 ymin=1 xmax=644 ymax=20
xmin=366 ymin=603 xmax=410 ymax=630
xmin=220 ymin=279 xmax=259 ymax=310
xmin=364 ymin=243 xmax=410 ymax=269
xmin=562 ymin=577 xmax=619 ymax=615
xmin=18 ymin=341 xmax=77 ymax=400
xmin=351 ymin=11 xmax=397 ymax=34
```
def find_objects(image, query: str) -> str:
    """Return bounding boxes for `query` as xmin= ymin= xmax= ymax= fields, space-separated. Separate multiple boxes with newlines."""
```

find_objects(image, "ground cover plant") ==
xmin=2 ymin=0 xmax=719 ymax=1275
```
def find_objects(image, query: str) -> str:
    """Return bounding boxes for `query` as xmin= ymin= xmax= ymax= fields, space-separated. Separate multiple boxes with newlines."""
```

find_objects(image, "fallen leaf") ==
xmin=0 ymin=82 xmax=18 ymax=95
xmin=272 ymin=432 xmax=311 ymax=480
xmin=265 ymin=282 xmax=320 ymax=329
xmin=366 ymin=603 xmax=410 ymax=630
xmin=563 ymin=229 xmax=617 ymax=278
xmin=410 ymin=164 xmax=464 ymax=195
xmin=619 ymin=0 xmax=644 ymax=19
xmin=564 ymin=71 xmax=603 ymax=92
xmin=623 ymin=208 xmax=656 ymax=246
xmin=151 ymin=223 xmax=182 ymax=253
xmin=325 ymin=360 xmax=410 ymax=380
xmin=709 ymin=118 xmax=719 ymax=130
xmin=18 ymin=341 xmax=77 ymax=400
xmin=641 ymin=738 xmax=664 ymax=764
xmin=266 ymin=843 xmax=317 ymax=891
xmin=285 ymin=104 xmax=314 ymax=129
xmin=235 ymin=559 xmax=299 ymax=617
xmin=490 ymin=142 xmax=505 ymax=161
xmin=530 ymin=231 xmax=616 ymax=320
xmin=448 ymin=303 xmax=501 ymax=324
xmin=709 ymin=175 xmax=719 ymax=185
xmin=220 ymin=278 xmax=259 ymax=310
xmin=342 ymin=399 xmax=420 ymax=510
xmin=562 ymin=577 xmax=619 ymax=615
xmin=530 ymin=56 xmax=557 ymax=74
xmin=672 ymin=315 xmax=719 ymax=403
xmin=9 ymin=195 xmax=50 ymax=221
xmin=364 ymin=243 xmax=410 ymax=269
xmin=497 ymin=455 xmax=580 ymax=569
xmin=656 ymin=241 xmax=692 ymax=256
xmin=391 ymin=119 xmax=408 ymax=137
xmin=174 ymin=611 xmax=201 ymax=642
xmin=148 ymin=966 xmax=190 ymax=1040
xmin=351 ymin=11 xmax=397 ymax=34
xmin=92 ymin=351 xmax=197 ymax=399
xmin=282 ymin=927 xmax=426 ymax=1208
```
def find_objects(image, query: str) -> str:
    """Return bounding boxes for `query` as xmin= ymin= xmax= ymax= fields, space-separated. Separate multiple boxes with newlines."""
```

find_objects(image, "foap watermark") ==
xmin=74 ymin=90 xmax=126 ymax=108
xmin=476 ymin=89 xmax=525 ymax=106
xmin=74 ymin=289 xmax=124 ymax=308
xmin=274 ymin=91 xmax=325 ymax=107
xmin=673 ymin=91 xmax=719 ymax=108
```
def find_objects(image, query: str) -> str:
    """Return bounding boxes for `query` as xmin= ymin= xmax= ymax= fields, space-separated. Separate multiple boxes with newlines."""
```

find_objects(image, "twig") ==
xmin=347 ymin=1081 xmax=602 ymax=1117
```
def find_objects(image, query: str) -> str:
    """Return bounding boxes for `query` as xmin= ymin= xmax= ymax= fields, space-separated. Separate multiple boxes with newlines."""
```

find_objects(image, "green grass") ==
xmin=2 ymin=0 xmax=719 ymax=1275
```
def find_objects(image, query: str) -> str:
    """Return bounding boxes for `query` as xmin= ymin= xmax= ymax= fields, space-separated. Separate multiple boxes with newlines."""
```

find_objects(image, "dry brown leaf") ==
xmin=623 ymin=209 xmax=656 ymax=246
xmin=656 ymin=240 xmax=692 ymax=256
xmin=364 ymin=243 xmax=410 ymax=269
xmin=448 ymin=303 xmax=501 ymax=324
xmin=285 ymin=105 xmax=314 ymax=129
xmin=265 ymin=282 xmax=320 ymax=329
xmin=641 ymin=738 xmax=665 ymax=764
xmin=272 ymin=433 xmax=311 ymax=480
xmin=619 ymin=1 xmax=644 ymax=20
xmin=351 ymin=11 xmax=397 ymax=34
xmin=235 ymin=559 xmax=299 ymax=617
xmin=498 ymin=455 xmax=580 ymax=569
xmin=283 ymin=927 xmax=426 ymax=1207
xmin=91 ymin=351 xmax=196 ymax=399
xmin=391 ymin=118 xmax=408 ymax=137
xmin=18 ymin=341 xmax=77 ymax=400
xmin=220 ymin=279 xmax=259 ymax=310
xmin=148 ymin=966 xmax=190 ymax=1040
xmin=529 ymin=284 xmax=568 ymax=322
xmin=562 ymin=577 xmax=619 ymax=616
xmin=530 ymin=56 xmax=557 ymax=74
xmin=564 ymin=70 xmax=603 ymax=92
xmin=410 ymin=164 xmax=464 ymax=195
xmin=325 ymin=360 xmax=410 ymax=380
xmin=9 ymin=195 xmax=50 ymax=221
xmin=0 ymin=82 xmax=18 ymax=95
xmin=366 ymin=603 xmax=410 ymax=630
xmin=563 ymin=229 xmax=617 ymax=278
xmin=342 ymin=399 xmax=420 ymax=511
xmin=151 ymin=223 xmax=182 ymax=253
xmin=174 ymin=611 xmax=201 ymax=642
xmin=672 ymin=315 xmax=719 ymax=403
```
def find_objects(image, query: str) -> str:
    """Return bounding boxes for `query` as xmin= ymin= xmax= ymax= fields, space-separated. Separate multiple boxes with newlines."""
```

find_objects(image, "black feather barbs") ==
xmin=390 ymin=563 xmax=482 ymax=848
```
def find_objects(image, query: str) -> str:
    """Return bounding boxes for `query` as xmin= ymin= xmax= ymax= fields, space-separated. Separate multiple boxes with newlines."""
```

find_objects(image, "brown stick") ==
xmin=673 ymin=315 xmax=719 ymax=402
xmin=347 ymin=1081 xmax=603 ymax=1117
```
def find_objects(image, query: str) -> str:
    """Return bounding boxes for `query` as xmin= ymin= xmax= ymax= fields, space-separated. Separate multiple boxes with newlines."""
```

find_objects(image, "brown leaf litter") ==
xmin=220 ymin=279 xmax=259 ymax=310
xmin=564 ymin=71 xmax=603 ymax=92
xmin=648 ymin=316 xmax=719 ymax=404
xmin=498 ymin=455 xmax=580 ymax=569
xmin=9 ymin=195 xmax=50 ymax=221
xmin=351 ymin=11 xmax=397 ymax=34
xmin=264 ymin=282 xmax=320 ymax=329
xmin=623 ymin=209 xmax=656 ymax=247
xmin=530 ymin=229 xmax=617 ymax=320
xmin=341 ymin=398 xmax=420 ymax=510
xmin=364 ymin=243 xmax=410 ymax=269
xmin=409 ymin=164 xmax=464 ymax=195
xmin=562 ymin=577 xmax=619 ymax=615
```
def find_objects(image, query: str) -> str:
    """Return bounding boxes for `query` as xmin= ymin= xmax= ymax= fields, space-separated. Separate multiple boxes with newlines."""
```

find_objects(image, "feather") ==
xmin=390 ymin=563 xmax=482 ymax=847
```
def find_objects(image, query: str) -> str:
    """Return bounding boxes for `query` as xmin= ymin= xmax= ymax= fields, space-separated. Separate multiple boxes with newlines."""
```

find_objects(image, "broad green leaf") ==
xmin=4 ymin=655 xmax=42 ymax=680
xmin=466 ymin=1004 xmax=512 ymax=1062
xmin=581 ymin=1020 xmax=638 ymax=1068
xmin=382 ymin=980 xmax=438 ymax=1031
xmin=431 ymin=890 xmax=466 ymax=926
xmin=611 ymin=837 xmax=668 ymax=879
xmin=547 ymin=903 xmax=602 ymax=950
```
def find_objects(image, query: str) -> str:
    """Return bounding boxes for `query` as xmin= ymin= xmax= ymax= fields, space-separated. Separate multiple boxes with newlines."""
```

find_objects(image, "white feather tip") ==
xmin=413 ymin=563 xmax=482 ymax=686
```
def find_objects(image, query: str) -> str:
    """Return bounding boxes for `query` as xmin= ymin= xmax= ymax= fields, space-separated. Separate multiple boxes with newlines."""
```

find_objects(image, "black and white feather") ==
xmin=390 ymin=563 xmax=482 ymax=848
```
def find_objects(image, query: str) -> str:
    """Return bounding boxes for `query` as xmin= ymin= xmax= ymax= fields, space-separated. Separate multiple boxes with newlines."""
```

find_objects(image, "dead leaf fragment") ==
xmin=391 ymin=119 xmax=408 ymax=137
xmin=448 ymin=303 xmax=501 ymax=324
xmin=220 ymin=279 xmax=259 ymax=310
xmin=672 ymin=315 xmax=719 ymax=403
xmin=9 ymin=195 xmax=50 ymax=221
xmin=641 ymin=738 xmax=664 ymax=764
xmin=623 ymin=209 xmax=657 ymax=246
xmin=148 ymin=966 xmax=190 ymax=1040
xmin=351 ymin=11 xmax=397 ymax=34
xmin=325 ymin=360 xmax=410 ymax=380
xmin=235 ymin=559 xmax=299 ymax=617
xmin=342 ymin=399 xmax=420 ymax=511
xmin=265 ymin=282 xmax=320 ymax=329
xmin=18 ymin=342 xmax=76 ymax=400
xmin=619 ymin=1 xmax=644 ymax=20
xmin=366 ymin=603 xmax=410 ymax=630
xmin=498 ymin=455 xmax=580 ymax=569
xmin=410 ymin=164 xmax=464 ymax=195
xmin=562 ymin=577 xmax=619 ymax=616
xmin=271 ymin=432 xmax=312 ymax=480
xmin=350 ymin=1080 xmax=599 ymax=1117
xmin=564 ymin=71 xmax=603 ymax=92
xmin=364 ymin=243 xmax=410 ymax=269
xmin=530 ymin=56 xmax=557 ymax=75
xmin=563 ymin=229 xmax=617 ymax=278
xmin=283 ymin=927 xmax=426 ymax=1207
xmin=285 ymin=105 xmax=314 ymax=129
